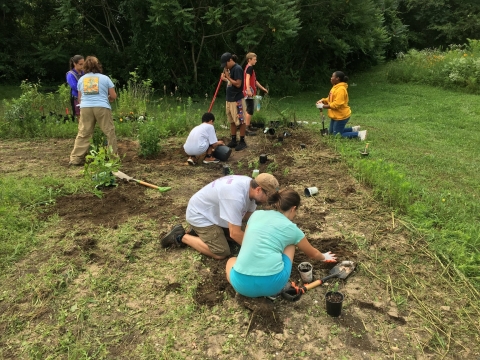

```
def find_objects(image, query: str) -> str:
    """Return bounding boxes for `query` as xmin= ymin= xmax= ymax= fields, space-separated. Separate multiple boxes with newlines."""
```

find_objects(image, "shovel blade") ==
xmin=329 ymin=260 xmax=355 ymax=279
xmin=321 ymin=129 xmax=329 ymax=136
xmin=112 ymin=171 xmax=133 ymax=182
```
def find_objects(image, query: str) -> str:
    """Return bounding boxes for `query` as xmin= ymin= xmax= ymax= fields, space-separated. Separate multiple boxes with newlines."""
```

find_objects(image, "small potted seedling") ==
xmin=325 ymin=282 xmax=344 ymax=317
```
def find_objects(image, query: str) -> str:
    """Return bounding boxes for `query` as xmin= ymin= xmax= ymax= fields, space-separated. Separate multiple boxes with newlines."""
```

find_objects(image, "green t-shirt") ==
xmin=233 ymin=210 xmax=305 ymax=276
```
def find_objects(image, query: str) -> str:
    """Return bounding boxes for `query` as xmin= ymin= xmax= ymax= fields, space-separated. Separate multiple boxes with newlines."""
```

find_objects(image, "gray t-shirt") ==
xmin=226 ymin=64 xmax=244 ymax=102
xmin=186 ymin=175 xmax=257 ymax=228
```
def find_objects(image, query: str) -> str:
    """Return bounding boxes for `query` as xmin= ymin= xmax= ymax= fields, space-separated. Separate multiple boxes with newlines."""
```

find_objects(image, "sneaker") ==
xmin=358 ymin=130 xmax=367 ymax=141
xmin=187 ymin=156 xmax=196 ymax=166
xmin=203 ymin=156 xmax=220 ymax=164
xmin=227 ymin=139 xmax=238 ymax=148
xmin=160 ymin=225 xmax=186 ymax=248
xmin=234 ymin=141 xmax=247 ymax=151
xmin=352 ymin=126 xmax=361 ymax=132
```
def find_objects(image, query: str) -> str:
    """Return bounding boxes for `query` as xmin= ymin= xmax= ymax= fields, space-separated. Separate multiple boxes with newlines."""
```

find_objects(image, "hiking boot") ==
xmin=352 ymin=126 xmax=361 ymax=132
xmin=160 ymin=224 xmax=186 ymax=248
xmin=227 ymin=139 xmax=238 ymax=148
xmin=234 ymin=141 xmax=247 ymax=151
xmin=203 ymin=155 xmax=220 ymax=164
xmin=358 ymin=130 xmax=367 ymax=141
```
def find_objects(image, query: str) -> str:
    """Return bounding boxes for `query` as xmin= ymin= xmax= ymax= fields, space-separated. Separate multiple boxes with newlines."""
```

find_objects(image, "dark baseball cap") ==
xmin=220 ymin=52 xmax=232 ymax=68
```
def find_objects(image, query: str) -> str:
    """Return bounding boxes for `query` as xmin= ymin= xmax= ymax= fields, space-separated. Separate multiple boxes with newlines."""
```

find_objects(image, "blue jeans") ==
xmin=329 ymin=117 xmax=358 ymax=138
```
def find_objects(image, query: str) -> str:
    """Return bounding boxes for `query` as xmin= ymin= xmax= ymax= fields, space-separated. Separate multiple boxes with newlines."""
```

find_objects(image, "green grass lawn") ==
xmin=1 ymin=67 xmax=479 ymax=284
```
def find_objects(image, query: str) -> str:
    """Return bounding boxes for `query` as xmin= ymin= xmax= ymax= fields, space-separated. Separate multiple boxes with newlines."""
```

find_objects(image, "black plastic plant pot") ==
xmin=223 ymin=165 xmax=231 ymax=176
xmin=325 ymin=291 xmax=344 ymax=317
xmin=213 ymin=145 xmax=232 ymax=162
xmin=300 ymin=143 xmax=306 ymax=149
xmin=277 ymin=136 xmax=284 ymax=142
xmin=259 ymin=154 xmax=268 ymax=164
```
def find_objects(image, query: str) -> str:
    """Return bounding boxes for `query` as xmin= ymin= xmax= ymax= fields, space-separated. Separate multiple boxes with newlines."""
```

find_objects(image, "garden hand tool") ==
xmin=208 ymin=74 xmax=223 ymax=112
xmin=320 ymin=108 xmax=328 ymax=136
xmin=281 ymin=261 xmax=356 ymax=301
xmin=113 ymin=171 xmax=171 ymax=192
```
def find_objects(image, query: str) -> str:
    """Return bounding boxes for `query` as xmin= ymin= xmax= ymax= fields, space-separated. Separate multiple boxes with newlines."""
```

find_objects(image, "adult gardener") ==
xmin=161 ymin=173 xmax=280 ymax=259
xmin=220 ymin=52 xmax=247 ymax=151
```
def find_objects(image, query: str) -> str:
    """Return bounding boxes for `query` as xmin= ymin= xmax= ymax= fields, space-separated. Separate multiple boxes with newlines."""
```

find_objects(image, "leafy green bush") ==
xmin=84 ymin=144 xmax=122 ymax=197
xmin=138 ymin=121 xmax=161 ymax=158
xmin=386 ymin=39 xmax=480 ymax=93
xmin=116 ymin=69 xmax=154 ymax=118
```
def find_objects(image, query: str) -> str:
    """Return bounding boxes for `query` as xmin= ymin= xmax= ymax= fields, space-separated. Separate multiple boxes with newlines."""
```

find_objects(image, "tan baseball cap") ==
xmin=255 ymin=173 xmax=280 ymax=195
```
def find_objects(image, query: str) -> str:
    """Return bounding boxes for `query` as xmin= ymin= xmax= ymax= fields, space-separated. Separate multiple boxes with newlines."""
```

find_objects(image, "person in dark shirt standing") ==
xmin=220 ymin=53 xmax=247 ymax=151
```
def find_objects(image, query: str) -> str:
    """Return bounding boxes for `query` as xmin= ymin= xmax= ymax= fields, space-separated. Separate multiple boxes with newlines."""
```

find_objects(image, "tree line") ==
xmin=0 ymin=0 xmax=479 ymax=95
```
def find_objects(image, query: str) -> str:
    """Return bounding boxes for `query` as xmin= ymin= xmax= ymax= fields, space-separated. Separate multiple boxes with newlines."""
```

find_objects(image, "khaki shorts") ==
xmin=190 ymin=224 xmax=232 ymax=257
xmin=226 ymin=99 xmax=246 ymax=126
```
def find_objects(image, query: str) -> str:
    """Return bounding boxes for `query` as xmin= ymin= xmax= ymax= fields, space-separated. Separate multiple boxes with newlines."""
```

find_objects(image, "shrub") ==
xmin=138 ymin=121 xmax=161 ymax=158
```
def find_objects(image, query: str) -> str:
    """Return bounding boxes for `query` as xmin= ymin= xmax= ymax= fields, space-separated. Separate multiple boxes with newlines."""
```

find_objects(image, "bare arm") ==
xmin=223 ymin=69 xmax=242 ymax=88
xmin=246 ymin=74 xmax=252 ymax=96
xmin=255 ymin=81 xmax=268 ymax=94
xmin=108 ymin=87 xmax=117 ymax=102
xmin=228 ymin=223 xmax=244 ymax=245
xmin=296 ymin=237 xmax=326 ymax=261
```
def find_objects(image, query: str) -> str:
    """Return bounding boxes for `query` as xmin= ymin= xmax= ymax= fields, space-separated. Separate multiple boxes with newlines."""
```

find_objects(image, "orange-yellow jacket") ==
xmin=320 ymin=82 xmax=351 ymax=120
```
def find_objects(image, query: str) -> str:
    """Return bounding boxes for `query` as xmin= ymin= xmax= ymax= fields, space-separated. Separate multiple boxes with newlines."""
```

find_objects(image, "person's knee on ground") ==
xmin=226 ymin=257 xmax=237 ymax=282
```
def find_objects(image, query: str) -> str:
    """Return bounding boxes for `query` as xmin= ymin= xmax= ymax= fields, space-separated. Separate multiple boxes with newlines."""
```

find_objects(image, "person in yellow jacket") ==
xmin=316 ymin=71 xmax=367 ymax=140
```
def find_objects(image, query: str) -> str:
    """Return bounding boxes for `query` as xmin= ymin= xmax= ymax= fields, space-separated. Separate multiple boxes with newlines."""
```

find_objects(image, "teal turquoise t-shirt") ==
xmin=233 ymin=210 xmax=305 ymax=276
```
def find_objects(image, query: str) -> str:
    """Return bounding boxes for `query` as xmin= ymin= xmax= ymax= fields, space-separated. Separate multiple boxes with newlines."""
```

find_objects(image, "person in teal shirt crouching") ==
xmin=226 ymin=188 xmax=337 ymax=298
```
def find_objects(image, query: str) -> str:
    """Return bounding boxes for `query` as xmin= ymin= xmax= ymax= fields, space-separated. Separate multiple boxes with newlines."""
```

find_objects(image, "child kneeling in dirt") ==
xmin=183 ymin=112 xmax=225 ymax=165
xmin=226 ymin=188 xmax=337 ymax=298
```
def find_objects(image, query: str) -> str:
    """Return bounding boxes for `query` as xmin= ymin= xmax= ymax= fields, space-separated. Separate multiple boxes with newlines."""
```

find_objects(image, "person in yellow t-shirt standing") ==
xmin=316 ymin=71 xmax=367 ymax=140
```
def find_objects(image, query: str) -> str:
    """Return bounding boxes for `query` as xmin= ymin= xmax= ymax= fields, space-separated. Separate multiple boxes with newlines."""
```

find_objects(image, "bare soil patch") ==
xmin=0 ymin=128 xmax=479 ymax=359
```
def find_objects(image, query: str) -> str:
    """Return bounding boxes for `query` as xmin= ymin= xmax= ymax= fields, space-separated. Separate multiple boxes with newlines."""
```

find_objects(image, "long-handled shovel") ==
xmin=282 ymin=261 xmax=356 ymax=301
xmin=320 ymin=109 xmax=329 ymax=136
xmin=113 ymin=171 xmax=171 ymax=192
xmin=208 ymin=74 xmax=224 ymax=112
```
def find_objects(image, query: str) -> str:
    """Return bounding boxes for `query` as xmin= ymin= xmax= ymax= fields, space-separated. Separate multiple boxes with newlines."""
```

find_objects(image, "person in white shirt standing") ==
xmin=183 ymin=112 xmax=225 ymax=165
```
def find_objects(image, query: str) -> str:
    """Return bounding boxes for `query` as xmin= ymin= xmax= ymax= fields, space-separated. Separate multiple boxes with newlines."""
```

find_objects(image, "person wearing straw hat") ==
xmin=226 ymin=188 xmax=337 ymax=298
xmin=160 ymin=173 xmax=280 ymax=259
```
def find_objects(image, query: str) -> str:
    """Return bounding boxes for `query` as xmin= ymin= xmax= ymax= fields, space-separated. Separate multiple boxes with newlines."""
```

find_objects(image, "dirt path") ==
xmin=0 ymin=129 xmax=479 ymax=359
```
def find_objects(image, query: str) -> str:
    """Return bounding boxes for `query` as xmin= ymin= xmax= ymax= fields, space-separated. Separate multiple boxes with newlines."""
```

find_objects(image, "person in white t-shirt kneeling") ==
xmin=183 ymin=112 xmax=224 ymax=165
xmin=160 ymin=173 xmax=280 ymax=259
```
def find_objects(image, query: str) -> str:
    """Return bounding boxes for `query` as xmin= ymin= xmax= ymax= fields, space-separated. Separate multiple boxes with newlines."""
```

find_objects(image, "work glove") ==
xmin=316 ymin=101 xmax=324 ymax=109
xmin=322 ymin=251 xmax=337 ymax=263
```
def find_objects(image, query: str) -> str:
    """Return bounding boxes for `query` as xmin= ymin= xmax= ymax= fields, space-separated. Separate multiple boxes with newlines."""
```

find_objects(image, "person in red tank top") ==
xmin=243 ymin=53 xmax=268 ymax=135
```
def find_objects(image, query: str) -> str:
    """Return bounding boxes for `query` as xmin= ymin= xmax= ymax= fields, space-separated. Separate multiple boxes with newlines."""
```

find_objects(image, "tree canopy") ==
xmin=0 ymin=0 xmax=478 ymax=94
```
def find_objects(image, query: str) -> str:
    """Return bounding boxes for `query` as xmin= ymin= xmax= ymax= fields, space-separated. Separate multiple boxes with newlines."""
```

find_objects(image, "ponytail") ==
xmin=267 ymin=188 xmax=301 ymax=212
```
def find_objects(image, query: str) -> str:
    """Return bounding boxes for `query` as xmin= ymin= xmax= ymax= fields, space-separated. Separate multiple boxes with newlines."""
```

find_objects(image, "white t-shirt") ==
xmin=186 ymin=175 xmax=257 ymax=228
xmin=183 ymin=123 xmax=218 ymax=156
